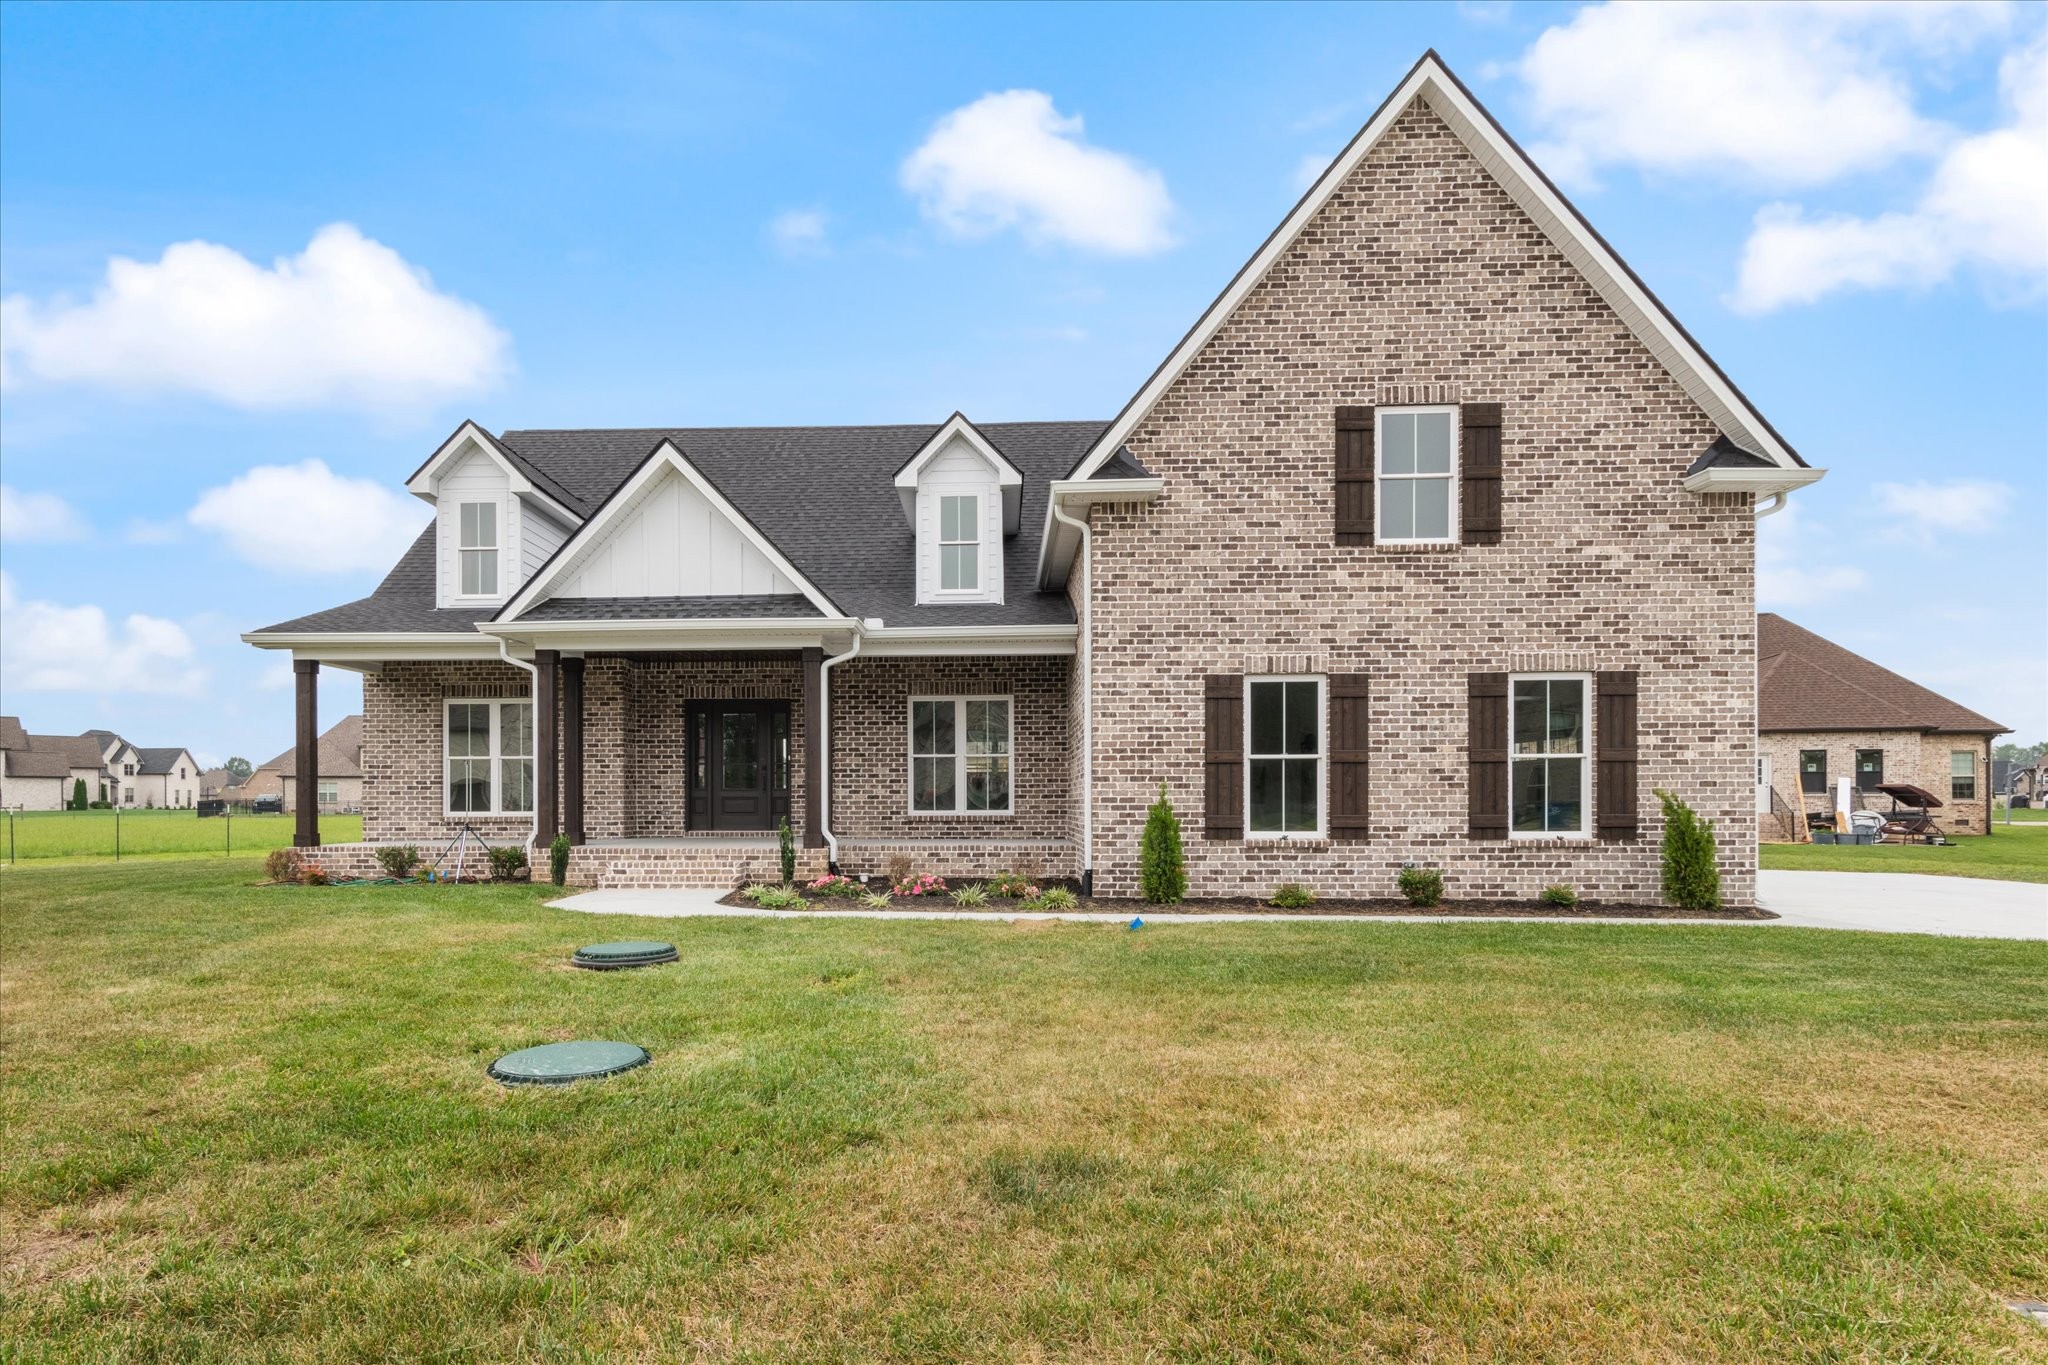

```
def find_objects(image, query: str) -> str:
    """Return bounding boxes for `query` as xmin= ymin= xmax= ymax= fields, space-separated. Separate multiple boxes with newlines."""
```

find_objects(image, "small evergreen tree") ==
xmin=1656 ymin=789 xmax=1722 ymax=911
xmin=550 ymin=833 xmax=571 ymax=887
xmin=71 ymin=778 xmax=87 ymax=810
xmin=778 ymin=817 xmax=796 ymax=886
xmin=1139 ymin=782 xmax=1187 ymax=904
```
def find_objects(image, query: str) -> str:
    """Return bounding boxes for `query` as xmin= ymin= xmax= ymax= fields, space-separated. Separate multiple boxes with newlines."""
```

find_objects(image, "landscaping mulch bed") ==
xmin=715 ymin=886 xmax=1772 ymax=920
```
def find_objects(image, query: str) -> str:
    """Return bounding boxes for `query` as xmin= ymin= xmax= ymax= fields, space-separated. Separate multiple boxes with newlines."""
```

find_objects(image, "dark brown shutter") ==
xmin=1203 ymin=674 xmax=1243 ymax=840
xmin=1335 ymin=406 xmax=1375 ymax=545
xmin=1328 ymin=673 xmax=1369 ymax=841
xmin=1596 ymin=671 xmax=1639 ymax=841
xmin=1461 ymin=402 xmax=1502 ymax=545
xmin=1468 ymin=672 xmax=1509 ymax=839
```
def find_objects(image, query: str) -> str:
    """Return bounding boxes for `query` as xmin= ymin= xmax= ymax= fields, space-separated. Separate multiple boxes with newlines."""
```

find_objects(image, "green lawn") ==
xmin=0 ymin=809 xmax=362 ymax=863
xmin=4 ymin=862 xmax=2045 ymax=1361
xmin=1994 ymin=800 xmax=2048 ymax=823
xmin=1761 ymin=824 xmax=2048 ymax=883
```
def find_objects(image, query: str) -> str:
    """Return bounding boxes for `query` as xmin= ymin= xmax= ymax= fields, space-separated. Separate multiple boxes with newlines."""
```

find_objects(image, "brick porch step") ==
xmin=568 ymin=840 xmax=827 ymax=890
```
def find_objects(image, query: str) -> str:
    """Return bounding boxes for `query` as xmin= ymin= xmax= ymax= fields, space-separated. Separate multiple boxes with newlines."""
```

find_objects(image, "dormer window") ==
xmin=459 ymin=501 xmax=498 ymax=597
xmin=939 ymin=495 xmax=980 ymax=592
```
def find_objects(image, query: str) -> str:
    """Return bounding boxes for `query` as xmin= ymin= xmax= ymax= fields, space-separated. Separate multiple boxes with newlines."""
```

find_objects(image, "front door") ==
xmin=687 ymin=701 xmax=791 ymax=831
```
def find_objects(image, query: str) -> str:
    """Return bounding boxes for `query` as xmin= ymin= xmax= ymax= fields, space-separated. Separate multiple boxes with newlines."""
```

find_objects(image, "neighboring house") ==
xmin=241 ymin=716 xmax=365 ymax=813
xmin=1757 ymin=614 xmax=2006 ymax=840
xmin=129 ymin=749 xmax=202 ymax=809
xmin=198 ymin=767 xmax=236 ymax=798
xmin=244 ymin=53 xmax=1823 ymax=904
xmin=0 ymin=718 xmax=204 ymax=809
xmin=0 ymin=718 xmax=71 ymax=810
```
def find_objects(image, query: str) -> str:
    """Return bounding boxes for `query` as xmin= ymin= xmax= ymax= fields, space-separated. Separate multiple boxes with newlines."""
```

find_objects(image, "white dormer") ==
xmin=894 ymin=415 xmax=1020 ymax=606
xmin=407 ymin=422 xmax=580 ymax=610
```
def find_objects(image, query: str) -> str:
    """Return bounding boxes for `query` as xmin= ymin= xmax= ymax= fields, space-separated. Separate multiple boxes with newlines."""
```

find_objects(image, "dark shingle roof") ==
xmin=6 ymin=748 xmax=73 ymax=778
xmin=29 ymin=734 xmax=109 ymax=769
xmin=1686 ymin=436 xmax=1774 ymax=476
xmin=518 ymin=595 xmax=820 ymax=622
xmin=1759 ymin=614 xmax=2007 ymax=735
xmin=135 ymin=747 xmax=193 ymax=776
xmin=256 ymin=529 xmax=501 ymax=634
xmin=0 ymin=716 xmax=26 ymax=750
xmin=258 ymin=714 xmax=365 ymax=778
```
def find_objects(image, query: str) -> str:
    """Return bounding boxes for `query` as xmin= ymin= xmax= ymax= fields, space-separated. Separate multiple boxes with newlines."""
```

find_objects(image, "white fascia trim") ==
xmin=894 ymin=413 xmax=1026 ymax=533
xmin=406 ymin=421 xmax=580 ymax=523
xmin=1066 ymin=52 xmax=1806 ymax=485
xmin=242 ymin=631 xmax=503 ymax=653
xmin=1681 ymin=466 xmax=1827 ymax=496
xmin=1034 ymin=477 xmax=1165 ymax=590
xmin=497 ymin=440 xmax=843 ymax=623
xmin=860 ymin=623 xmax=1077 ymax=658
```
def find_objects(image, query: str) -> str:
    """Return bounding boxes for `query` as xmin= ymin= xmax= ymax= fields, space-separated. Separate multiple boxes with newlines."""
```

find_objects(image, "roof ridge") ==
xmin=501 ymin=419 xmax=1109 ymax=436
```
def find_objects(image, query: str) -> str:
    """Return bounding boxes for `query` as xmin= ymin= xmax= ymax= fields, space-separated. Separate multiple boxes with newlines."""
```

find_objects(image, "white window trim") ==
xmin=1376 ymin=405 xmax=1460 ymax=546
xmin=905 ymin=694 xmax=1015 ymax=816
xmin=936 ymin=493 xmax=982 ymax=595
xmin=1508 ymin=672 xmax=1592 ymax=840
xmin=455 ymin=499 xmax=503 ymax=601
xmin=1243 ymin=674 xmax=1326 ymax=840
xmin=443 ymin=697 xmax=535 ymax=817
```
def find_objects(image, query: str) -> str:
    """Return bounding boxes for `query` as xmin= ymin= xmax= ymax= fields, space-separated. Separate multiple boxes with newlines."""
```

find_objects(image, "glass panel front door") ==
xmin=687 ymin=701 xmax=791 ymax=830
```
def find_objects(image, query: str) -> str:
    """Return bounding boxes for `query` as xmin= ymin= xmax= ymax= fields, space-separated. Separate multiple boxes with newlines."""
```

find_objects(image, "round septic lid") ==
xmin=571 ymin=940 xmax=679 ymax=970
xmin=488 ymin=1041 xmax=650 ymax=1086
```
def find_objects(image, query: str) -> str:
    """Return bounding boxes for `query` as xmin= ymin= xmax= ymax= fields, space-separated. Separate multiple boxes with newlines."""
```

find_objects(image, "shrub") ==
xmin=301 ymin=862 xmax=330 ymax=887
xmin=1397 ymin=866 xmax=1444 ymax=908
xmin=549 ymin=834 xmax=570 ymax=887
xmin=264 ymin=847 xmax=303 ymax=883
xmin=1656 ymin=790 xmax=1722 ymax=911
xmin=1139 ymin=782 xmax=1188 ymax=905
xmin=859 ymin=891 xmax=892 ymax=909
xmin=375 ymin=845 xmax=420 ymax=879
xmin=951 ymin=883 xmax=990 ymax=907
xmin=1010 ymin=852 xmax=1044 ymax=884
xmin=1539 ymin=884 xmax=1579 ymax=908
xmin=883 ymin=851 xmax=915 ymax=886
xmin=892 ymin=873 xmax=948 ymax=898
xmin=806 ymin=873 xmax=863 ymax=899
xmin=1026 ymin=886 xmax=1079 ymax=911
xmin=778 ymin=818 xmax=796 ymax=885
xmin=741 ymin=882 xmax=803 ymax=909
xmin=1269 ymin=882 xmax=1315 ymax=909
xmin=987 ymin=871 xmax=1032 ymax=898
xmin=487 ymin=846 xmax=528 ymax=882
xmin=71 ymin=778 xmax=87 ymax=810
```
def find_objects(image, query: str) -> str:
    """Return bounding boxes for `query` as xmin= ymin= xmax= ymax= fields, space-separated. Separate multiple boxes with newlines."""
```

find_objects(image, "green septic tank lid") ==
xmin=571 ymin=940 xmax=679 ymax=970
xmin=488 ymin=1040 xmax=650 ymax=1086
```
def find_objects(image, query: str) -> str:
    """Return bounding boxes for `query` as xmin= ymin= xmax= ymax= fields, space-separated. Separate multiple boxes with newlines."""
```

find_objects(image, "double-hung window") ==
xmin=317 ymin=779 xmax=339 ymax=806
xmin=910 ymin=696 xmax=1010 ymax=813
xmin=445 ymin=699 xmax=534 ymax=815
xmin=939 ymin=495 xmax=979 ymax=592
xmin=1378 ymin=407 xmax=1456 ymax=543
xmin=1247 ymin=678 xmax=1322 ymax=836
xmin=1950 ymin=750 xmax=1977 ymax=800
xmin=1855 ymin=749 xmax=1884 ymax=790
xmin=1510 ymin=675 xmax=1588 ymax=836
xmin=459 ymin=501 xmax=499 ymax=597
xmin=1799 ymin=750 xmax=1828 ymax=794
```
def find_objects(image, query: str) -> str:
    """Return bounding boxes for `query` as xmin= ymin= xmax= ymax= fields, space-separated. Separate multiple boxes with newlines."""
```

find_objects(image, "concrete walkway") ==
xmin=549 ymin=871 xmax=2044 ymax=940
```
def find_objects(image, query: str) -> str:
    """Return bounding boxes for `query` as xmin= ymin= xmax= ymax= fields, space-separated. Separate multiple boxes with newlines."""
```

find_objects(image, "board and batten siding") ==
xmin=550 ymin=464 xmax=799 ymax=599
xmin=913 ymin=436 xmax=1003 ymax=605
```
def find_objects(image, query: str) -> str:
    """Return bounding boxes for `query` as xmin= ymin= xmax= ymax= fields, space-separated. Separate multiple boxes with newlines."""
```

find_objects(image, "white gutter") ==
xmin=494 ymin=636 xmax=541 ymax=858
xmin=1049 ymin=494 xmax=1094 ymax=893
xmin=1034 ymin=476 xmax=1164 ymax=589
xmin=818 ymin=630 xmax=863 ymax=870
xmin=1681 ymin=466 xmax=1826 ymax=497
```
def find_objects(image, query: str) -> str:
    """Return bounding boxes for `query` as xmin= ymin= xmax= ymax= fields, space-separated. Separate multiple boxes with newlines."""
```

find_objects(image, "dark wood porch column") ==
xmin=802 ymin=646 xmax=825 ymax=848
xmin=293 ymin=659 xmax=319 ymax=848
xmin=534 ymin=649 xmax=559 ymax=842
xmin=561 ymin=656 xmax=585 ymax=846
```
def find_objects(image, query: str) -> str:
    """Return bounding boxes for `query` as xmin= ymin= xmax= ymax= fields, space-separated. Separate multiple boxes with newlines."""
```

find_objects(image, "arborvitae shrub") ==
xmin=1139 ymin=782 xmax=1187 ymax=904
xmin=1656 ymin=789 xmax=1722 ymax=911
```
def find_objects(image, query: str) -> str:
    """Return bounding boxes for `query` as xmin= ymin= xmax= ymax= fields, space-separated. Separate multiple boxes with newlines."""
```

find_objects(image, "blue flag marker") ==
xmin=1128 ymin=916 xmax=1144 ymax=931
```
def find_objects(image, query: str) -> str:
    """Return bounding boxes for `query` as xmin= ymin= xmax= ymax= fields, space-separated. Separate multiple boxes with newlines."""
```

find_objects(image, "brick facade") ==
xmin=361 ymin=661 xmax=537 ymax=847
xmin=1761 ymin=729 xmax=1996 ymax=840
xmin=1083 ymin=101 xmax=1759 ymax=906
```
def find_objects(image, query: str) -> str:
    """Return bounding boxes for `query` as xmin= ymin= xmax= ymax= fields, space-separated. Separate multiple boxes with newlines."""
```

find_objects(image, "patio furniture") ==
xmin=1872 ymin=782 xmax=1949 ymax=846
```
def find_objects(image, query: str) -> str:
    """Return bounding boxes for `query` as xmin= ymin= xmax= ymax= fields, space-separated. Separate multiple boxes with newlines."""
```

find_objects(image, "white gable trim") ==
xmin=406 ymin=421 xmax=580 ymax=524
xmin=1066 ymin=51 xmax=1807 ymax=485
xmin=894 ymin=413 xmax=1024 ymax=533
xmin=497 ymin=440 xmax=841 ymax=621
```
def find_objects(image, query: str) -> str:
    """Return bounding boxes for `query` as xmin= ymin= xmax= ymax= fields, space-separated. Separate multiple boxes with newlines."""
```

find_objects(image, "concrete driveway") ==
xmin=1758 ymin=870 xmax=2046 ymax=940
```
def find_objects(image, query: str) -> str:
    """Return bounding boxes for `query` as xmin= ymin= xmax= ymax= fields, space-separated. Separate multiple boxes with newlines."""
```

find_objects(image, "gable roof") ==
xmin=6 ymin=748 xmax=73 ymax=779
xmin=257 ymin=714 xmax=365 ymax=779
xmin=1066 ymin=50 xmax=1808 ymax=484
xmin=0 ymin=716 xmax=25 ymax=750
xmin=891 ymin=414 xmax=1027 ymax=532
xmin=31 ymin=733 xmax=112 ymax=769
xmin=1758 ymin=614 xmax=2007 ymax=735
xmin=134 ymin=747 xmax=194 ymax=776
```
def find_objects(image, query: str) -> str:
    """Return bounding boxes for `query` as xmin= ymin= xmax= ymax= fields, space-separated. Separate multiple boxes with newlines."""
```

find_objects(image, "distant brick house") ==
xmin=0 ymin=718 xmax=198 ymax=809
xmin=241 ymin=715 xmax=364 ymax=813
xmin=1756 ymin=614 xmax=2006 ymax=840
xmin=245 ymin=53 xmax=1824 ymax=903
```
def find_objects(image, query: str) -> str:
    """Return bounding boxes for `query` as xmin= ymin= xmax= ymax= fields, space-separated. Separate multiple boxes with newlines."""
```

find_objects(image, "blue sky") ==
xmin=2 ymin=0 xmax=2043 ymax=767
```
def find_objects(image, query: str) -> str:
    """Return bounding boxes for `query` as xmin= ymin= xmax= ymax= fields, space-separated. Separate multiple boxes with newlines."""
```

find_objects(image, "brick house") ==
xmin=1756 ymin=614 xmax=2006 ymax=841
xmin=241 ymin=715 xmax=365 ymax=813
xmin=245 ymin=53 xmax=1823 ymax=902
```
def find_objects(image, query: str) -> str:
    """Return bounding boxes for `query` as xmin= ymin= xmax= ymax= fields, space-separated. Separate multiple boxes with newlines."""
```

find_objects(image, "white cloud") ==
xmin=0 ymin=570 xmax=206 ymax=696
xmin=188 ymin=459 xmax=431 ymax=574
xmin=768 ymin=209 xmax=830 ymax=256
xmin=257 ymin=659 xmax=295 ymax=691
xmin=1733 ymin=33 xmax=2047 ymax=311
xmin=0 ymin=485 xmax=87 ymax=541
xmin=901 ymin=90 xmax=1174 ymax=255
xmin=1872 ymin=478 xmax=2013 ymax=544
xmin=1516 ymin=2 xmax=2010 ymax=188
xmin=0 ymin=224 xmax=511 ymax=413
xmin=1757 ymin=503 xmax=1870 ymax=608
xmin=124 ymin=518 xmax=184 ymax=546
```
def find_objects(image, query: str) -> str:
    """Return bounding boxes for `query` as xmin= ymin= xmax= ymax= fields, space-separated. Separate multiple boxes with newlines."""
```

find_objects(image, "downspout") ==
xmin=819 ymin=629 xmax=863 ymax=871
xmin=1754 ymin=491 xmax=1788 ymax=518
xmin=496 ymin=635 xmax=540 ymax=857
xmin=1050 ymin=494 xmax=1093 ymax=896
